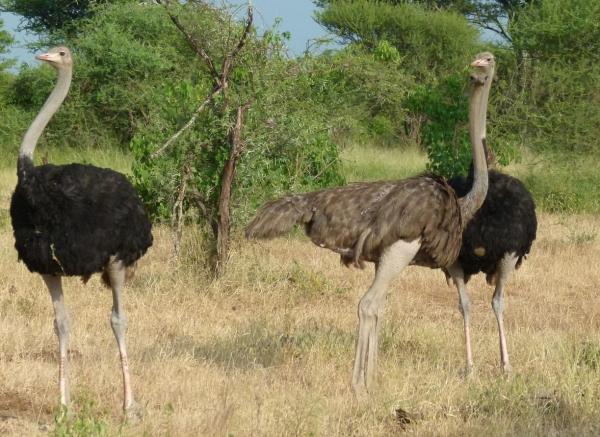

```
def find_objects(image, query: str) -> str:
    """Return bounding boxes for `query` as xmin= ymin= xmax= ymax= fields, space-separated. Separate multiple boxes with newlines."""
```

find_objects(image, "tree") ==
xmin=314 ymin=1 xmax=533 ymax=44
xmin=129 ymin=1 xmax=344 ymax=276
xmin=0 ymin=0 xmax=127 ymax=33
xmin=314 ymin=0 xmax=479 ymax=80
xmin=0 ymin=18 xmax=21 ymax=152
xmin=0 ymin=18 xmax=13 ymax=71
xmin=510 ymin=0 xmax=600 ymax=61
xmin=502 ymin=0 xmax=600 ymax=154
xmin=312 ymin=0 xmax=481 ymax=151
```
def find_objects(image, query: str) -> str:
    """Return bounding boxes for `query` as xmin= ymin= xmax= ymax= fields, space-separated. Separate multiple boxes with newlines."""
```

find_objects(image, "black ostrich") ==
xmin=444 ymin=68 xmax=537 ymax=374
xmin=9 ymin=47 xmax=152 ymax=416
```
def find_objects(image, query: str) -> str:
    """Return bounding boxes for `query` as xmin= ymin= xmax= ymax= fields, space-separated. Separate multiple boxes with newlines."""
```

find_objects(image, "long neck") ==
xmin=459 ymin=78 xmax=488 ymax=223
xmin=465 ymin=65 xmax=496 ymax=178
xmin=479 ymin=66 xmax=494 ymax=149
xmin=19 ymin=66 xmax=72 ymax=161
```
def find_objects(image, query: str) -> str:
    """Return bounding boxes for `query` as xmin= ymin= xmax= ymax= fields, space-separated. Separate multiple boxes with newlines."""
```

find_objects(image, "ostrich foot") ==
xmin=55 ymin=404 xmax=72 ymax=422
xmin=352 ymin=383 xmax=369 ymax=403
xmin=461 ymin=365 xmax=475 ymax=379
xmin=502 ymin=362 xmax=513 ymax=374
xmin=124 ymin=400 xmax=144 ymax=423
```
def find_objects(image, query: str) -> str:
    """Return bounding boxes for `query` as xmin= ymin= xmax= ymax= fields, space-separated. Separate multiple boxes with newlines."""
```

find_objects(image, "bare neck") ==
xmin=19 ymin=66 xmax=72 ymax=161
xmin=459 ymin=76 xmax=488 ymax=223
xmin=479 ymin=66 xmax=494 ymax=147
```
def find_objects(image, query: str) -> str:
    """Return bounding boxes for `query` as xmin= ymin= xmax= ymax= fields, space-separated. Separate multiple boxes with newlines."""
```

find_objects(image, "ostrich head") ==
xmin=36 ymin=46 xmax=72 ymax=71
xmin=18 ymin=46 xmax=73 ymax=161
xmin=471 ymin=52 xmax=496 ymax=168
xmin=469 ymin=52 xmax=494 ymax=85
xmin=471 ymin=51 xmax=495 ymax=75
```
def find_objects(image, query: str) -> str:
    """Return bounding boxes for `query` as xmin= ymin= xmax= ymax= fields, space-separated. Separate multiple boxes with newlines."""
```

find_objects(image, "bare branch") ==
xmin=230 ymin=101 xmax=252 ymax=158
xmin=221 ymin=2 xmax=254 ymax=82
xmin=151 ymin=87 xmax=223 ymax=158
xmin=189 ymin=188 xmax=218 ymax=236
xmin=157 ymin=0 xmax=220 ymax=81
xmin=171 ymin=158 xmax=193 ymax=258
xmin=214 ymin=101 xmax=251 ymax=276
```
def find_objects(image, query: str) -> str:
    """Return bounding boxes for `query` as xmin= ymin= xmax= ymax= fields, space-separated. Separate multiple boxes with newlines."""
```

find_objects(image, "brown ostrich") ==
xmin=246 ymin=53 xmax=494 ymax=397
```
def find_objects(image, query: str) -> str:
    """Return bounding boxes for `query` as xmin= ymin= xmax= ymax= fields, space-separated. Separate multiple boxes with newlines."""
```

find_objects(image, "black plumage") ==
xmin=447 ymin=168 xmax=537 ymax=284
xmin=10 ymin=46 xmax=151 ymax=414
xmin=11 ymin=156 xmax=153 ymax=279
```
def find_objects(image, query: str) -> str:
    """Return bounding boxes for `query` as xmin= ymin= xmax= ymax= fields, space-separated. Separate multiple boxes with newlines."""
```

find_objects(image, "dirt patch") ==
xmin=7 ymin=348 xmax=83 ymax=363
xmin=0 ymin=391 xmax=52 ymax=436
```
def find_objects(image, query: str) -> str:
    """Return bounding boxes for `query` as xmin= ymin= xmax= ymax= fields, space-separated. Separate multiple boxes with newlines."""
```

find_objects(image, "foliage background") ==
xmin=1 ymin=0 xmax=599 ymax=218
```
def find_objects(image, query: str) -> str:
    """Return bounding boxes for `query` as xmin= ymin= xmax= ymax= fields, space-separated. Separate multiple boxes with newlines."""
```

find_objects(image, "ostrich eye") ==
xmin=487 ymin=57 xmax=492 ymax=62
xmin=59 ymin=51 xmax=65 ymax=56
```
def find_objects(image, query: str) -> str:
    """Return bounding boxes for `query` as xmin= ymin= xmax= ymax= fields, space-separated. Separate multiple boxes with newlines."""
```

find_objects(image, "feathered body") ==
xmin=11 ymin=45 xmax=152 ymax=415
xmin=447 ymin=169 xmax=537 ymax=283
xmin=246 ymin=174 xmax=463 ymax=269
xmin=11 ymin=156 xmax=153 ymax=279
xmin=247 ymin=52 xmax=496 ymax=395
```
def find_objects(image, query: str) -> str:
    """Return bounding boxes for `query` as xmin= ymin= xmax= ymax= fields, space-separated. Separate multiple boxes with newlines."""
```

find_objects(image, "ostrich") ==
xmin=246 ymin=53 xmax=494 ymax=396
xmin=444 ymin=59 xmax=537 ymax=374
xmin=9 ymin=47 xmax=152 ymax=416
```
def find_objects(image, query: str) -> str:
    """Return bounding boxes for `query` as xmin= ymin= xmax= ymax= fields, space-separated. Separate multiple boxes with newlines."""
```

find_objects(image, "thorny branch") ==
xmin=221 ymin=3 xmax=253 ymax=84
xmin=230 ymin=101 xmax=252 ymax=157
xmin=215 ymin=101 xmax=251 ymax=276
xmin=153 ymin=0 xmax=254 ymax=158
xmin=156 ymin=0 xmax=219 ymax=79
xmin=151 ymin=87 xmax=222 ymax=159
xmin=171 ymin=156 xmax=193 ymax=257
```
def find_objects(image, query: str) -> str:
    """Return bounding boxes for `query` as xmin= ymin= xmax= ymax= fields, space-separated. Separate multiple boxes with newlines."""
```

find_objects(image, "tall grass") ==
xmin=342 ymin=141 xmax=600 ymax=214
xmin=341 ymin=143 xmax=427 ymax=182
xmin=508 ymin=151 xmax=600 ymax=214
xmin=0 ymin=145 xmax=132 ymax=174
xmin=2 ymin=138 xmax=599 ymax=215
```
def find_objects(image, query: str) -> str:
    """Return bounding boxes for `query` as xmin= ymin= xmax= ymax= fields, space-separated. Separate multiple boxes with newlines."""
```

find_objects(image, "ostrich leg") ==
xmin=105 ymin=259 xmax=138 ymax=416
xmin=352 ymin=239 xmax=421 ymax=398
xmin=42 ymin=275 xmax=70 ymax=407
xmin=447 ymin=263 xmax=473 ymax=376
xmin=492 ymin=253 xmax=518 ymax=373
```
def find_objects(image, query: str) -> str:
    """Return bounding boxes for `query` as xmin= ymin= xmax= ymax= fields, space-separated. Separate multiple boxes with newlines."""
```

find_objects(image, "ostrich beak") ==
xmin=471 ymin=58 xmax=490 ymax=68
xmin=36 ymin=52 xmax=60 ymax=63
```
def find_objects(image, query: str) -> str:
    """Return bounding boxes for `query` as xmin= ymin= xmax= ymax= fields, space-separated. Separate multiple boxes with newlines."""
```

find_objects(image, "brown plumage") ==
xmin=246 ymin=53 xmax=494 ymax=397
xmin=246 ymin=175 xmax=462 ymax=269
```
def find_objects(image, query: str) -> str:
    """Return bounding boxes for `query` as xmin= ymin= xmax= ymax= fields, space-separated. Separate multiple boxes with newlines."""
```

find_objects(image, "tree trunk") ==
xmin=214 ymin=104 xmax=249 ymax=277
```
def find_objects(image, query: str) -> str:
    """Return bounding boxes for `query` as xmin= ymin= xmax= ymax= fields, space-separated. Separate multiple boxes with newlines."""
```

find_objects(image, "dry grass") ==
xmin=2 ymin=170 xmax=600 ymax=436
xmin=341 ymin=144 xmax=427 ymax=182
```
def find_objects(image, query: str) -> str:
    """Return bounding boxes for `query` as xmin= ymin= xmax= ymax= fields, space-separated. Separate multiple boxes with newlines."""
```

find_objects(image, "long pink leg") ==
xmin=105 ymin=260 xmax=138 ymax=416
xmin=42 ymin=275 xmax=70 ymax=407
xmin=492 ymin=253 xmax=518 ymax=373
xmin=447 ymin=263 xmax=474 ymax=376
xmin=351 ymin=239 xmax=420 ymax=398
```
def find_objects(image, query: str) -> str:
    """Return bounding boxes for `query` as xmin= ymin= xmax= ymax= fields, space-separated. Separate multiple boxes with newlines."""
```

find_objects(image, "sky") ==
xmin=0 ymin=0 xmax=332 ymax=66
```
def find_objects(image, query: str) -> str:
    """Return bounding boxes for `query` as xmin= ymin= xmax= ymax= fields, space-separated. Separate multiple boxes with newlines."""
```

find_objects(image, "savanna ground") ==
xmin=1 ymin=146 xmax=600 ymax=436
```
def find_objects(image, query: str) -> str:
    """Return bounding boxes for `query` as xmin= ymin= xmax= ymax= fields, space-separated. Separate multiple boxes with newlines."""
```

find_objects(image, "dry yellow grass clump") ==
xmin=1 ymin=169 xmax=600 ymax=435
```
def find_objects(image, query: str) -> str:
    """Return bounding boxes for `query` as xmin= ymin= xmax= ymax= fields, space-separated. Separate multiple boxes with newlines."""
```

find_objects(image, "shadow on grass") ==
xmin=457 ymin=374 xmax=597 ymax=434
xmin=141 ymin=319 xmax=355 ymax=370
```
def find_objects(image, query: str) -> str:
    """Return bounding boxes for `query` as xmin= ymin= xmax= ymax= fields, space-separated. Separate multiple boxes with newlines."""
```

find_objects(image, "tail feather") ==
xmin=246 ymin=195 xmax=312 ymax=239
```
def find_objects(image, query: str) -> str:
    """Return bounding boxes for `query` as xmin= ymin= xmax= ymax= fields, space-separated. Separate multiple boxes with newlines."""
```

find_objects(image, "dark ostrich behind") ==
xmin=11 ymin=157 xmax=153 ymax=280
xmin=448 ymin=162 xmax=537 ymax=284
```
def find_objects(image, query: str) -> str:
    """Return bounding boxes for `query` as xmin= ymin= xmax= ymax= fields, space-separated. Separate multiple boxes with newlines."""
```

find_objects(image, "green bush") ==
xmin=129 ymin=4 xmax=344 ymax=227
xmin=499 ymin=0 xmax=600 ymax=155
